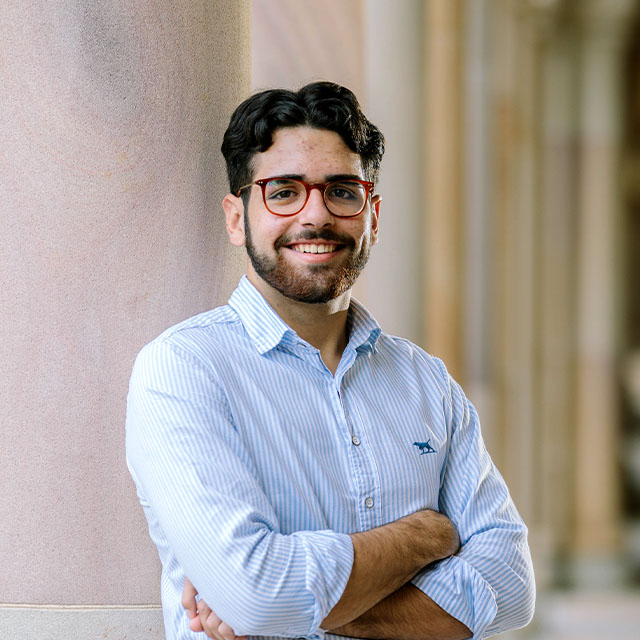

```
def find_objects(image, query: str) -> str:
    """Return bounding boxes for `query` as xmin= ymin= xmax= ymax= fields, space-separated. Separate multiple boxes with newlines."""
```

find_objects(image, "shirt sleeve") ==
xmin=125 ymin=338 xmax=354 ymax=638
xmin=410 ymin=363 xmax=535 ymax=639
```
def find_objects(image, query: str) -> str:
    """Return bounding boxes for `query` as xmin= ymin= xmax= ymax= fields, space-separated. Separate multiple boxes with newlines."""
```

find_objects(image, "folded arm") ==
xmin=185 ymin=510 xmax=469 ymax=640
xmin=329 ymin=583 xmax=471 ymax=640
xmin=322 ymin=508 xmax=460 ymax=630
xmin=407 ymin=364 xmax=536 ymax=638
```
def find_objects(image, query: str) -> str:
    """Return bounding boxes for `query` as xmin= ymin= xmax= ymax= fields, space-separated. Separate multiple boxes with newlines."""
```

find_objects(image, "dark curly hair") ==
xmin=221 ymin=81 xmax=385 ymax=196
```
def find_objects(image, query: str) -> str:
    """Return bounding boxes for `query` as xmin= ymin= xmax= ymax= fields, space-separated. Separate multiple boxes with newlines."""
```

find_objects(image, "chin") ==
xmin=246 ymin=238 xmax=370 ymax=305
xmin=270 ymin=272 xmax=353 ymax=304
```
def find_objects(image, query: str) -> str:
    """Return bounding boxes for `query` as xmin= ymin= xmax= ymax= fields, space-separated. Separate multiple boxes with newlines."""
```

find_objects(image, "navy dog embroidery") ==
xmin=413 ymin=440 xmax=436 ymax=455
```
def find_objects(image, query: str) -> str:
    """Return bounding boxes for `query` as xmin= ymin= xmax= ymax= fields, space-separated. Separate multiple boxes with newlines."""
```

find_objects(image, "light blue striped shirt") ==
xmin=126 ymin=276 xmax=535 ymax=640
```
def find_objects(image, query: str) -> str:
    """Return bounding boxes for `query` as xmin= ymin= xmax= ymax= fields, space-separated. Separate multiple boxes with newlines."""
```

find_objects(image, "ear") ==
xmin=370 ymin=194 xmax=381 ymax=244
xmin=223 ymin=193 xmax=246 ymax=247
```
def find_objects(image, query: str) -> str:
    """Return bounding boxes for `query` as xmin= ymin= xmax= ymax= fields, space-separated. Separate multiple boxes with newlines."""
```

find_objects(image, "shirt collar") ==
xmin=228 ymin=276 xmax=297 ymax=355
xmin=228 ymin=275 xmax=382 ymax=355
xmin=346 ymin=297 xmax=382 ymax=354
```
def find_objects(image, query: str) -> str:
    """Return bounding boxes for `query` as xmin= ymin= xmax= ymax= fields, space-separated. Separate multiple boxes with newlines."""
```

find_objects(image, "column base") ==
xmin=0 ymin=605 xmax=164 ymax=640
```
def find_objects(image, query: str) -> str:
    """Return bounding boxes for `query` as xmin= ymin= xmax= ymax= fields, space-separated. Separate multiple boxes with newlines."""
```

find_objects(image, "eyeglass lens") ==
xmin=263 ymin=179 xmax=367 ymax=216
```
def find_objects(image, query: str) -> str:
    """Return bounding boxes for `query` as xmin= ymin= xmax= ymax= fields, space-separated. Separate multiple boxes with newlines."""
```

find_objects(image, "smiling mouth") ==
xmin=291 ymin=244 xmax=340 ymax=254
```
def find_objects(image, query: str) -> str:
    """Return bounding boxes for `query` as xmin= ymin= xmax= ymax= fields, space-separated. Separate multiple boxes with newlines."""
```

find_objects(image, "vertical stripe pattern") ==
xmin=126 ymin=276 xmax=534 ymax=639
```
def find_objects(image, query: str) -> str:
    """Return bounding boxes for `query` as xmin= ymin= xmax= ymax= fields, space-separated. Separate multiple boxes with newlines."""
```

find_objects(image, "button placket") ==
xmin=335 ymin=381 xmax=382 ymax=531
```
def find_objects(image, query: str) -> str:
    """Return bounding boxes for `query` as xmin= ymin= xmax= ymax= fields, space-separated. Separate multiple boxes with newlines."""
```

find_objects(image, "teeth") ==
xmin=293 ymin=244 xmax=337 ymax=254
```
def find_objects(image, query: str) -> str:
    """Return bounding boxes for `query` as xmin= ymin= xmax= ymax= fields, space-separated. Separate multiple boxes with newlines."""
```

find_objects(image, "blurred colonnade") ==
xmin=2 ymin=1 xmax=640 ymax=638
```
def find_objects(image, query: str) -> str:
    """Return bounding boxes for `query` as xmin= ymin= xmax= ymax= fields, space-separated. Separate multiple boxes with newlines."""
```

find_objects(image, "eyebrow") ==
xmin=266 ymin=173 xmax=365 ymax=182
xmin=325 ymin=173 xmax=365 ymax=182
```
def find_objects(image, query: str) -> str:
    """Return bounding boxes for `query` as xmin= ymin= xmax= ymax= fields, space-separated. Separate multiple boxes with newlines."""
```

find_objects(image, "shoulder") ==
xmin=375 ymin=333 xmax=451 ymax=388
xmin=132 ymin=304 xmax=247 ymax=380
xmin=155 ymin=304 xmax=239 ymax=342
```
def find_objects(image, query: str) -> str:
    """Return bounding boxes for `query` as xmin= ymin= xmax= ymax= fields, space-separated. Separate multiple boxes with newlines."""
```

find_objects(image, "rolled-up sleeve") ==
xmin=126 ymin=339 xmax=354 ymax=638
xmin=411 ymin=364 xmax=535 ymax=638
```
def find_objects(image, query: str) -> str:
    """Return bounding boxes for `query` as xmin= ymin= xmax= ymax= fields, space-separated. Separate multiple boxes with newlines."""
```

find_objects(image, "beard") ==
xmin=245 ymin=218 xmax=373 ymax=304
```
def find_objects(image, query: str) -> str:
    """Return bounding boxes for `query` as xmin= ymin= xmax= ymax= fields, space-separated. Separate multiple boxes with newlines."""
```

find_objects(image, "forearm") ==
xmin=321 ymin=509 xmax=459 ymax=630
xmin=329 ymin=583 xmax=471 ymax=640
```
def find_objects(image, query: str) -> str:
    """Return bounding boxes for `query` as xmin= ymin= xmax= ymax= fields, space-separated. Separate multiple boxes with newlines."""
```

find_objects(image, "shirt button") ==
xmin=351 ymin=435 xmax=361 ymax=446
xmin=365 ymin=497 xmax=374 ymax=509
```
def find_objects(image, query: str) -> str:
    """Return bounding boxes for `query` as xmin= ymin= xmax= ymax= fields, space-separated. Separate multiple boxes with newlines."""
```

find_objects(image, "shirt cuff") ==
xmin=411 ymin=555 xmax=497 ymax=639
xmin=293 ymin=530 xmax=354 ymax=636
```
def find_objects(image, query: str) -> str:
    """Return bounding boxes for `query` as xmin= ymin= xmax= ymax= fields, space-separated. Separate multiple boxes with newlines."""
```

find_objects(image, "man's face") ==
xmin=234 ymin=126 xmax=380 ymax=304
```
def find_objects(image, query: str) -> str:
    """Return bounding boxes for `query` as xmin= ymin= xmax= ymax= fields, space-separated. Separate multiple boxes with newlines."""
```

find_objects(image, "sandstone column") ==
xmin=358 ymin=0 xmax=424 ymax=344
xmin=572 ymin=0 xmax=635 ymax=587
xmin=462 ymin=0 xmax=493 ymax=436
xmin=0 ymin=1 xmax=249 ymax=637
xmin=422 ymin=0 xmax=464 ymax=374
xmin=537 ymin=4 xmax=581 ymax=589
xmin=484 ymin=0 xmax=541 ymax=524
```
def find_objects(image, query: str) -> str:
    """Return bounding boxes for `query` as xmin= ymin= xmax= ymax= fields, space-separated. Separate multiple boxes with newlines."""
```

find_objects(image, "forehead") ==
xmin=251 ymin=126 xmax=363 ymax=180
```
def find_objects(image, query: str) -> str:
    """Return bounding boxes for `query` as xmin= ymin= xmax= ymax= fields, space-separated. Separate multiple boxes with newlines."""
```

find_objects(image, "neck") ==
xmin=247 ymin=272 xmax=351 ymax=375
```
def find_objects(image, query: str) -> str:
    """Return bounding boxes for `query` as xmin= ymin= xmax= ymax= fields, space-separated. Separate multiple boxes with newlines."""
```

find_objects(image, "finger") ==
xmin=198 ymin=600 xmax=212 ymax=625
xmin=181 ymin=577 xmax=198 ymax=619
xmin=219 ymin=620 xmax=242 ymax=640
xmin=188 ymin=615 xmax=204 ymax=633
xmin=202 ymin=608 xmax=223 ymax=639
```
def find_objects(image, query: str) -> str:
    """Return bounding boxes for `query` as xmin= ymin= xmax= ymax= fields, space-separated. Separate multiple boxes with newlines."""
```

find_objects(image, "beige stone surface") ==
xmin=0 ymin=0 xmax=249 ymax=605
xmin=358 ymin=0 xmax=425 ymax=345
xmin=573 ymin=1 xmax=631 ymax=563
xmin=423 ymin=0 xmax=463 ymax=376
xmin=0 ymin=605 xmax=164 ymax=640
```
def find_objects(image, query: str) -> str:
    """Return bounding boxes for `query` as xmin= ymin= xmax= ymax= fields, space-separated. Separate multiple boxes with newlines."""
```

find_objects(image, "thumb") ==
xmin=181 ymin=577 xmax=198 ymax=620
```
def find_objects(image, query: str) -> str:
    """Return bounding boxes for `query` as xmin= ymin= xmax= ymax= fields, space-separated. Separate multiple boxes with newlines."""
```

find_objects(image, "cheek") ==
xmin=353 ymin=219 xmax=376 ymax=246
xmin=247 ymin=207 xmax=281 ymax=233
xmin=250 ymin=217 xmax=294 ymax=247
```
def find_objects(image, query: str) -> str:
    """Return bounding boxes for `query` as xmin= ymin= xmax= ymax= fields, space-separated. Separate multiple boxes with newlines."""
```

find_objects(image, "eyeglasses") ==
xmin=236 ymin=177 xmax=375 ymax=218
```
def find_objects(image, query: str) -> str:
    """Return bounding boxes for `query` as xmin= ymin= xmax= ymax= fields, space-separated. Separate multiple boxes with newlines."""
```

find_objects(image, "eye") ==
xmin=270 ymin=189 xmax=296 ymax=200
xmin=327 ymin=182 xmax=361 ymax=200
xmin=265 ymin=180 xmax=304 ymax=201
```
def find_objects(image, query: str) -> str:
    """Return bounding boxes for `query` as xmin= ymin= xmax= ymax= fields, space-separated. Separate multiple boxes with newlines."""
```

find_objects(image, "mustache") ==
xmin=275 ymin=229 xmax=355 ymax=251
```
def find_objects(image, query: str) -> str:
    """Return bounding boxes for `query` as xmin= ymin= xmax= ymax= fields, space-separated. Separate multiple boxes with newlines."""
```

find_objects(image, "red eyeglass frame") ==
xmin=235 ymin=177 xmax=376 ymax=217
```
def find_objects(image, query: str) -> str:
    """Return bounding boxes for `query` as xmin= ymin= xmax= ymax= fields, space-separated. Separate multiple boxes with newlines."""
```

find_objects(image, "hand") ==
xmin=181 ymin=577 xmax=246 ymax=640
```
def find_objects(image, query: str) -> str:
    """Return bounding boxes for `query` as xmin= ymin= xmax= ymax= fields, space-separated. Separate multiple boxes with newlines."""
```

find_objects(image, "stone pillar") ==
xmin=0 ymin=1 xmax=249 ymax=637
xmin=357 ymin=0 xmax=424 ymax=344
xmin=488 ymin=0 xmax=542 ymax=523
xmin=462 ymin=0 xmax=498 ymax=454
xmin=537 ymin=4 xmax=581 ymax=588
xmin=572 ymin=0 xmax=635 ymax=587
xmin=422 ymin=0 xmax=464 ymax=375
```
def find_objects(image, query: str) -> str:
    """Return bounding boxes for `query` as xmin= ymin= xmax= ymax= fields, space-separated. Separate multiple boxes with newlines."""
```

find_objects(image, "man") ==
xmin=126 ymin=82 xmax=535 ymax=640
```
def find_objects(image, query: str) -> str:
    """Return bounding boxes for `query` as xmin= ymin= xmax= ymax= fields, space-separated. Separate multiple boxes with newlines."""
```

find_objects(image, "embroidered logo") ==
xmin=413 ymin=440 xmax=436 ymax=455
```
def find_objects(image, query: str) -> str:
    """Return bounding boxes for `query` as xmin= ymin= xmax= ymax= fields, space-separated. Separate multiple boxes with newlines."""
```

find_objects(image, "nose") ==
xmin=296 ymin=185 xmax=334 ymax=227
